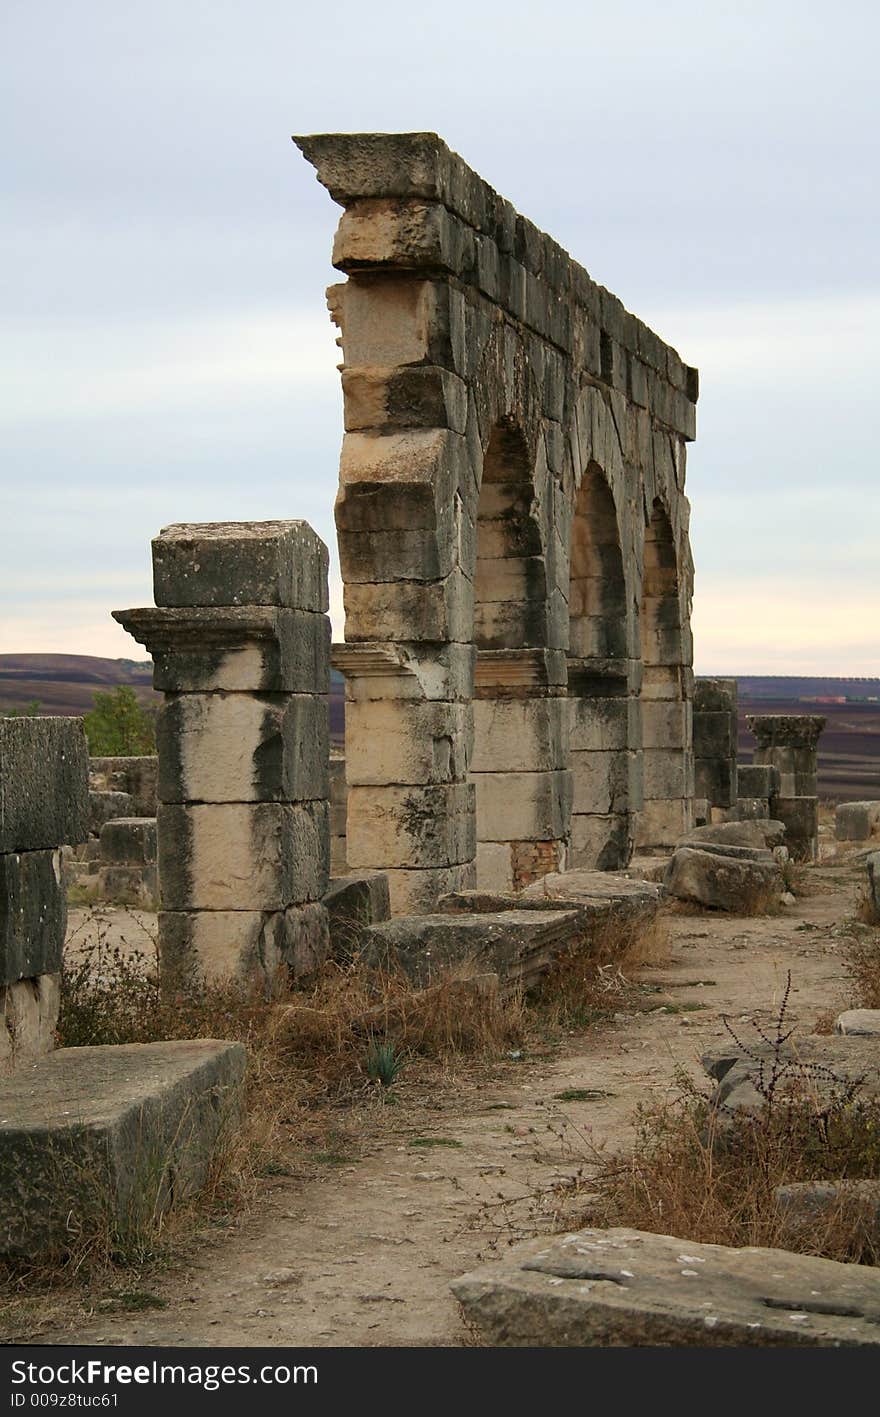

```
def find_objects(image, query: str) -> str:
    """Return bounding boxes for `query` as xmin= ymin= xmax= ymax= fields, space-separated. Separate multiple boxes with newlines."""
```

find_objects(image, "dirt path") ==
xmin=41 ymin=859 xmax=864 ymax=1346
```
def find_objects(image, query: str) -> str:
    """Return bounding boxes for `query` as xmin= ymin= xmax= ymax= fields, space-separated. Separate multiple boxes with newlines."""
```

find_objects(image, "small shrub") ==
xmin=365 ymin=1038 xmax=405 ymax=1089
xmin=842 ymin=928 xmax=880 ymax=1010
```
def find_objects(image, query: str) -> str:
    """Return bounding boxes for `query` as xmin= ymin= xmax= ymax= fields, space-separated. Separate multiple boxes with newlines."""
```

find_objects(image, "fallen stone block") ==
xmin=775 ymin=1181 xmax=880 ymax=1253
xmin=0 ymin=717 xmax=89 ymax=853
xmin=836 ymin=1010 xmax=880 ymax=1037
xmin=836 ymin=801 xmax=880 ymax=843
xmin=665 ymin=847 xmax=783 ymax=913
xmin=0 ymin=1039 xmax=246 ymax=1256
xmin=324 ymin=872 xmax=391 ymax=958
xmin=361 ymin=909 xmax=582 ymax=993
xmin=703 ymin=1034 xmax=880 ymax=1113
xmin=677 ymin=840 xmax=775 ymax=863
xmin=451 ymin=1227 xmax=880 ymax=1346
xmin=686 ymin=820 xmax=786 ymax=850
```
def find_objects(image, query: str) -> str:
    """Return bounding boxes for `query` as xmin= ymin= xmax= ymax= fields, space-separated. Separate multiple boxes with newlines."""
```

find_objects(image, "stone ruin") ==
xmin=1 ymin=132 xmax=856 ymax=1260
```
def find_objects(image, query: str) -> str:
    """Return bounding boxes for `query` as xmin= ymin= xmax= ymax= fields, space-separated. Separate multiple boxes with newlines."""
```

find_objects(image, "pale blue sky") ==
xmin=1 ymin=0 xmax=877 ymax=672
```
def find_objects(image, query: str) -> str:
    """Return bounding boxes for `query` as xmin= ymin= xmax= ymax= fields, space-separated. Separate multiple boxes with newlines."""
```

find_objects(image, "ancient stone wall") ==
xmin=1 ymin=717 xmax=88 ymax=1070
xmin=746 ymin=714 xmax=826 ymax=860
xmin=296 ymin=132 xmax=698 ymax=912
xmin=115 ymin=521 xmax=332 ymax=985
xmin=693 ymin=678 xmax=737 ymax=815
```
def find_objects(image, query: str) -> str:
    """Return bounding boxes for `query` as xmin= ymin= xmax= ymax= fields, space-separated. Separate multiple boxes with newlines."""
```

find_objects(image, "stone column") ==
xmin=639 ymin=664 xmax=694 ymax=846
xmin=567 ymin=660 xmax=636 ymax=870
xmin=333 ymin=642 xmax=476 ymax=916
xmin=114 ymin=521 xmax=331 ymax=986
xmin=746 ymin=714 xmax=826 ymax=861
xmin=693 ymin=678 xmax=738 ymax=817
xmin=1 ymin=717 xmax=88 ymax=1071
xmin=470 ymin=649 xmax=571 ymax=891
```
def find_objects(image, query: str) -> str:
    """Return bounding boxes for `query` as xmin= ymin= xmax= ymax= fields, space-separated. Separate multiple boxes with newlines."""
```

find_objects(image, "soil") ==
xmin=8 ymin=846 xmax=874 ymax=1347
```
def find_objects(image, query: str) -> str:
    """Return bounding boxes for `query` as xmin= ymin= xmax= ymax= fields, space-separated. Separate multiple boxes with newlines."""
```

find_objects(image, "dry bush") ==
xmin=561 ymin=1079 xmax=880 ymax=1265
xmin=531 ymin=909 xmax=669 ymax=1031
xmin=842 ymin=928 xmax=880 ymax=1010
xmin=547 ymin=986 xmax=880 ymax=1266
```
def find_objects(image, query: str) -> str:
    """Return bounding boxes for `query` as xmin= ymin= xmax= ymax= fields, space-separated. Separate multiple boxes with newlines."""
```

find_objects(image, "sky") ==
xmin=1 ymin=0 xmax=877 ymax=675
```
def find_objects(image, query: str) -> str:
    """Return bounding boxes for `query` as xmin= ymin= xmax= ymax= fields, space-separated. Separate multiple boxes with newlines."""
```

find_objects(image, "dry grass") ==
xmin=553 ymin=1078 xmax=880 ymax=1265
xmin=530 ymin=910 xmax=670 ymax=1031
xmin=842 ymin=927 xmax=880 ymax=1010
xmin=541 ymin=986 xmax=880 ymax=1266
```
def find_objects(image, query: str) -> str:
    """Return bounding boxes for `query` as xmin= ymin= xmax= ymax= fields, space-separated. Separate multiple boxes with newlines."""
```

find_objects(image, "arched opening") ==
xmin=473 ymin=422 xmax=546 ymax=649
xmin=470 ymin=421 xmax=568 ymax=891
xmin=637 ymin=499 xmax=692 ymax=845
xmin=567 ymin=465 xmax=632 ymax=868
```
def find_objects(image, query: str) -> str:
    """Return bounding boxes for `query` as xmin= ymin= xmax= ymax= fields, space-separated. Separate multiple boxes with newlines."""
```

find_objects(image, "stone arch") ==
xmin=566 ymin=462 xmax=633 ymax=868
xmin=637 ymin=497 xmax=694 ymax=845
xmin=469 ymin=407 xmax=570 ymax=892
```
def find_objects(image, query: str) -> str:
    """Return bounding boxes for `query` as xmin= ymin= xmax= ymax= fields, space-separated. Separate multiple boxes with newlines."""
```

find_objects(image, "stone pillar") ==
xmin=470 ymin=649 xmax=571 ymax=891
xmin=333 ymin=642 xmax=476 ymax=916
xmin=638 ymin=665 xmax=694 ymax=846
xmin=567 ymin=660 xmax=636 ymax=870
xmin=693 ymin=678 xmax=738 ymax=816
xmin=114 ymin=521 xmax=331 ymax=985
xmin=1 ymin=717 xmax=89 ymax=1071
xmin=746 ymin=714 xmax=826 ymax=861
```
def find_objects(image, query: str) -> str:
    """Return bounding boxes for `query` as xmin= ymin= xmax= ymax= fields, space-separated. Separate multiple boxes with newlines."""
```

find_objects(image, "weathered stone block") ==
xmin=97 ymin=864 xmax=158 ymax=909
xmin=100 ymin=817 xmax=157 ymax=865
xmin=345 ymin=699 xmax=470 ymax=785
xmin=282 ymin=903 xmax=331 ymax=977
xmin=866 ymin=852 xmax=880 ymax=924
xmin=88 ymin=790 xmax=135 ymax=835
xmin=736 ymin=764 xmax=779 ymax=799
xmin=569 ymin=813 xmax=632 ymax=871
xmin=772 ymin=797 xmax=819 ymax=861
xmin=160 ymin=909 xmax=288 ymax=983
xmin=0 ymin=850 xmax=65 ymax=986
xmin=381 ymin=862 xmax=476 ymax=917
xmin=114 ymin=607 xmax=331 ymax=696
xmin=157 ymin=692 xmax=329 ymax=804
xmin=693 ymin=711 xmax=733 ymax=758
xmin=0 ymin=1040 xmax=245 ymax=1255
xmin=687 ymin=819 xmax=786 ymax=849
xmin=0 ymin=973 xmax=59 ymax=1073
xmin=568 ymin=696 xmax=634 ymax=754
xmin=362 ymin=908 xmax=582 ymax=993
xmin=666 ymin=846 xmax=782 ymax=913
xmin=157 ymin=801 xmax=329 ymax=910
xmin=835 ymin=1010 xmax=880 ymax=1037
xmin=473 ymin=770 xmax=572 ymax=842
xmin=152 ymin=521 xmax=329 ymax=612
xmin=471 ymin=699 xmax=566 ymax=774
xmin=90 ymin=757 xmax=158 ymax=817
xmin=451 ymin=1227 xmax=880 ymax=1346
xmin=694 ymin=757 xmax=736 ymax=808
xmin=835 ymin=801 xmax=880 ymax=842
xmin=346 ymin=783 xmax=474 ymax=869
xmin=0 ymin=718 xmax=89 ymax=853
xmin=570 ymin=751 xmax=629 ymax=816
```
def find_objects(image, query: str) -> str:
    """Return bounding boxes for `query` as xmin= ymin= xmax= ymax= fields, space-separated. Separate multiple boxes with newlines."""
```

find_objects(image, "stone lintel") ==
xmin=475 ymin=648 xmax=566 ymax=695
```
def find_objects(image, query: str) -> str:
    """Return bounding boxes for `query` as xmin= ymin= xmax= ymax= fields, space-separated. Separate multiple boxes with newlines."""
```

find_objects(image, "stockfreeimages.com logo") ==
xmin=11 ymin=1361 xmax=317 ymax=1395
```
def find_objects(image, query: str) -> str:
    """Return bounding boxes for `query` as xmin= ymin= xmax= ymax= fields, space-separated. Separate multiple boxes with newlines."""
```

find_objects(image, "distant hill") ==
xmin=734 ymin=676 xmax=880 ymax=702
xmin=0 ymin=655 xmax=158 ymax=716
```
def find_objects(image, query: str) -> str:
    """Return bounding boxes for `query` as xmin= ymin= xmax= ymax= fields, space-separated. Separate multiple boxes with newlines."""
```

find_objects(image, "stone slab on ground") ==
xmin=665 ymin=847 xmax=782 ymax=913
xmin=0 ymin=1039 xmax=246 ymax=1256
xmin=439 ymin=871 xmax=662 ymax=930
xmin=451 ymin=1227 xmax=880 ymax=1345
xmin=835 ymin=1009 xmax=880 ymax=1037
xmin=361 ymin=909 xmax=582 ymax=992
xmin=686 ymin=820 xmax=786 ymax=850
xmin=703 ymin=1034 xmax=880 ymax=1112
xmin=0 ymin=717 xmax=89 ymax=853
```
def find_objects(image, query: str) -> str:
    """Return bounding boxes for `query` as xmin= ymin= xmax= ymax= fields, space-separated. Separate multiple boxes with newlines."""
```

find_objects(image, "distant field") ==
xmin=2 ymin=657 xmax=877 ymax=802
xmin=0 ymin=654 xmax=157 ymax=716
xmin=738 ymin=697 xmax=880 ymax=803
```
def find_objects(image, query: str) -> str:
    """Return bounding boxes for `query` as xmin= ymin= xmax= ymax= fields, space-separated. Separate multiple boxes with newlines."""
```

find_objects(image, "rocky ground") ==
xmin=9 ymin=847 xmax=872 ymax=1347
